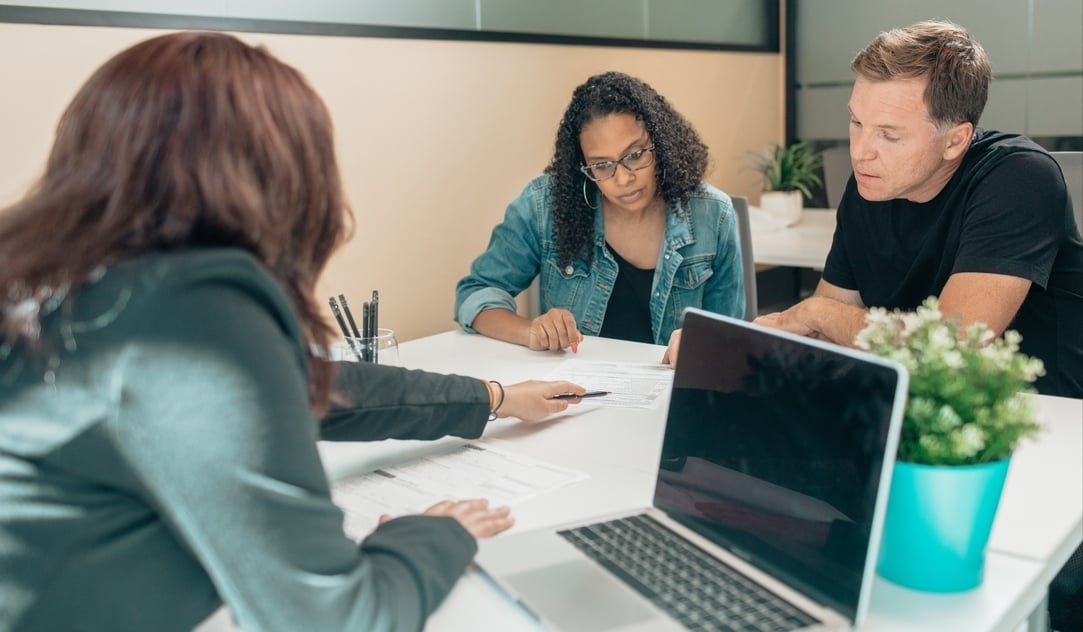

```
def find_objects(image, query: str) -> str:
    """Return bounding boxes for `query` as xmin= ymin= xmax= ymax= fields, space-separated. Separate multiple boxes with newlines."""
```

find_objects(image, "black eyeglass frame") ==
xmin=579 ymin=145 xmax=656 ymax=182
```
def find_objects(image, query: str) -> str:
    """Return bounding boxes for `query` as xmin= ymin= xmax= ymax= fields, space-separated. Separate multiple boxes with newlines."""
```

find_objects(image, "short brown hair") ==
xmin=851 ymin=20 xmax=991 ymax=129
xmin=0 ymin=31 xmax=350 ymax=411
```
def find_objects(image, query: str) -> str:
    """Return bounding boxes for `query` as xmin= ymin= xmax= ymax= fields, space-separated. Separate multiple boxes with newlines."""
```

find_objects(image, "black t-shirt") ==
xmin=824 ymin=129 xmax=1083 ymax=397
xmin=600 ymin=243 xmax=655 ymax=344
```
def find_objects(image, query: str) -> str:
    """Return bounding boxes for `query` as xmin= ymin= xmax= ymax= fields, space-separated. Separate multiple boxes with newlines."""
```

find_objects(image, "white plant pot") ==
xmin=760 ymin=190 xmax=804 ymax=227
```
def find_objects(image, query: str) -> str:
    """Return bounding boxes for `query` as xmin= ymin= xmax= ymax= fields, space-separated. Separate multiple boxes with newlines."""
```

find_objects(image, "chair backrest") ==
xmin=731 ymin=195 xmax=758 ymax=321
xmin=1050 ymin=151 xmax=1083 ymax=233
xmin=521 ymin=276 xmax=541 ymax=319
xmin=821 ymin=144 xmax=852 ymax=209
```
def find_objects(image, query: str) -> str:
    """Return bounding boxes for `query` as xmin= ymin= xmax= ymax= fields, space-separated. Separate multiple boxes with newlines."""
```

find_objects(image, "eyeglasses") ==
xmin=579 ymin=145 xmax=656 ymax=182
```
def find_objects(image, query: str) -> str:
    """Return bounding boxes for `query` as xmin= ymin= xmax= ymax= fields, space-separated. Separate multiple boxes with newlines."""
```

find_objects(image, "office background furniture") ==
xmin=1050 ymin=151 xmax=1083 ymax=230
xmin=731 ymin=195 xmax=758 ymax=320
xmin=748 ymin=207 xmax=835 ymax=271
xmin=196 ymin=330 xmax=1082 ymax=632
xmin=747 ymin=206 xmax=833 ymax=312
xmin=820 ymin=144 xmax=851 ymax=209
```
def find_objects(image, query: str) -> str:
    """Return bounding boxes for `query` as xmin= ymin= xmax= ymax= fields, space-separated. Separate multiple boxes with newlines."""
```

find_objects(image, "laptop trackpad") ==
xmin=507 ymin=560 xmax=661 ymax=632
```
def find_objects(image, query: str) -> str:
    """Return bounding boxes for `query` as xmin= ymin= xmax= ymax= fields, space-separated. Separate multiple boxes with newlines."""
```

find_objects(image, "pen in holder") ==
xmin=346 ymin=328 xmax=399 ymax=366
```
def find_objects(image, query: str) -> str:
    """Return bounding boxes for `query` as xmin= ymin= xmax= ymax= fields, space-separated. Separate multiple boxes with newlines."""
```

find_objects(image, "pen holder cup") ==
xmin=344 ymin=329 xmax=399 ymax=365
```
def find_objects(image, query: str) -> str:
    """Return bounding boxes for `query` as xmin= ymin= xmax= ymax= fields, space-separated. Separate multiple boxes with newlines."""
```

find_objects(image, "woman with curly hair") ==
xmin=455 ymin=71 xmax=745 ymax=352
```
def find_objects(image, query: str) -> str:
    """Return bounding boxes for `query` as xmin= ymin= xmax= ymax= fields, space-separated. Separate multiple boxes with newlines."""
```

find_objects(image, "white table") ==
xmin=198 ymin=331 xmax=1081 ymax=632
xmin=352 ymin=332 xmax=1079 ymax=632
xmin=749 ymin=207 xmax=836 ymax=270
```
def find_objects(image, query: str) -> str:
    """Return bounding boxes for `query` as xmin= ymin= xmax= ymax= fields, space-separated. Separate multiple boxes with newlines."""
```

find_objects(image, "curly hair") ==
xmin=545 ymin=71 xmax=709 ymax=267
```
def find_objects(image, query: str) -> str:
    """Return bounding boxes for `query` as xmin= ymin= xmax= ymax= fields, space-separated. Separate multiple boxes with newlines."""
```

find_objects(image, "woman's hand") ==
xmin=381 ymin=499 xmax=514 ymax=539
xmin=496 ymin=380 xmax=588 ymax=422
xmin=662 ymin=328 xmax=682 ymax=366
xmin=528 ymin=308 xmax=584 ymax=351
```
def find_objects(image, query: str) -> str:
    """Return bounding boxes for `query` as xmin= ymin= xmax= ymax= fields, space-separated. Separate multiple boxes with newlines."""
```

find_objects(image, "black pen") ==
xmin=361 ymin=302 xmax=371 ymax=362
xmin=329 ymin=297 xmax=362 ymax=360
xmin=371 ymin=290 xmax=379 ymax=364
xmin=339 ymin=294 xmax=362 ymax=338
xmin=551 ymin=391 xmax=611 ymax=400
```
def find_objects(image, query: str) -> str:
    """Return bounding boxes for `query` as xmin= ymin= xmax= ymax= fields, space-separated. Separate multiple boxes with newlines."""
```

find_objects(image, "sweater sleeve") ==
xmin=320 ymin=361 xmax=490 ymax=442
xmin=104 ymin=270 xmax=476 ymax=632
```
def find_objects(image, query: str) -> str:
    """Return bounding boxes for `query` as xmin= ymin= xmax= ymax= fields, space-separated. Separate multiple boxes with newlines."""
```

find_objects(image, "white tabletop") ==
xmin=988 ymin=395 xmax=1083 ymax=576
xmin=382 ymin=331 xmax=1078 ymax=632
xmin=749 ymin=207 xmax=836 ymax=270
xmin=199 ymin=330 xmax=1079 ymax=632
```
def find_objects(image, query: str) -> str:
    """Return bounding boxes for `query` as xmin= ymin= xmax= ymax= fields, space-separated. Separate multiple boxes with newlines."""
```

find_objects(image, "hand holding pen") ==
xmin=491 ymin=380 xmax=594 ymax=422
xmin=550 ymin=390 xmax=610 ymax=400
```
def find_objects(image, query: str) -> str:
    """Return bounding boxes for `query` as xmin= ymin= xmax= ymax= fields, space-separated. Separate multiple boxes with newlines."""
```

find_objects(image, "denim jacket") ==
xmin=454 ymin=175 xmax=745 ymax=345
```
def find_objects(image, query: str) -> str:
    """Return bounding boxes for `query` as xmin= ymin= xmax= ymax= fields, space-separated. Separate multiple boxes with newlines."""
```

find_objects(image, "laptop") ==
xmin=474 ymin=308 xmax=908 ymax=632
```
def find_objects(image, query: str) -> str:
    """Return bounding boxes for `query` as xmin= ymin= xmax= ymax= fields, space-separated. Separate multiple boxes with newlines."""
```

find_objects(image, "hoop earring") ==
xmin=582 ymin=180 xmax=598 ymax=209
xmin=660 ymin=168 xmax=667 ymax=185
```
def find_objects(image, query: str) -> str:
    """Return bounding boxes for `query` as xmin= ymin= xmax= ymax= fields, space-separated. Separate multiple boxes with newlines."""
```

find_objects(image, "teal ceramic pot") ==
xmin=877 ymin=459 xmax=1011 ymax=592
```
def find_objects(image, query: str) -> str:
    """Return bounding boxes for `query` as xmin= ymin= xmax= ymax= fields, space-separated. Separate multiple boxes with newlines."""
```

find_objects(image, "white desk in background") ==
xmin=748 ymin=207 xmax=836 ymax=270
xmin=199 ymin=331 xmax=1081 ymax=632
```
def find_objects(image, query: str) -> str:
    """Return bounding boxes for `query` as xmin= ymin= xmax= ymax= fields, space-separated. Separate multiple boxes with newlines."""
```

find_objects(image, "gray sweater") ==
xmin=0 ymin=249 xmax=491 ymax=631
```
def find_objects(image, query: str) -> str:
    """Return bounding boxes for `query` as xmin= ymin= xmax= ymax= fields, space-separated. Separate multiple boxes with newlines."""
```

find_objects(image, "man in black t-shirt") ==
xmin=755 ymin=21 xmax=1083 ymax=400
xmin=749 ymin=21 xmax=1083 ymax=631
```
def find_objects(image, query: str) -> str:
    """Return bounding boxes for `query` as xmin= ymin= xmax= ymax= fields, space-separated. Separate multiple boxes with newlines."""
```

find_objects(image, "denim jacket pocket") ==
xmin=542 ymin=257 xmax=592 ymax=310
xmin=671 ymin=254 xmax=715 ymax=290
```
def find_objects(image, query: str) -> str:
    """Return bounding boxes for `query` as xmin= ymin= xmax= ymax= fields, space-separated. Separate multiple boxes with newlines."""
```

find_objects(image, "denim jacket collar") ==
xmin=590 ymin=198 xmax=696 ymax=254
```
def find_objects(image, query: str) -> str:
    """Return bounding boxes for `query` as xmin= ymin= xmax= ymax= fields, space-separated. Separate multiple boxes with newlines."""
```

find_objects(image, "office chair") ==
xmin=521 ymin=277 xmax=541 ymax=319
xmin=1050 ymin=152 xmax=1083 ymax=232
xmin=821 ymin=144 xmax=852 ymax=209
xmin=731 ymin=195 xmax=758 ymax=321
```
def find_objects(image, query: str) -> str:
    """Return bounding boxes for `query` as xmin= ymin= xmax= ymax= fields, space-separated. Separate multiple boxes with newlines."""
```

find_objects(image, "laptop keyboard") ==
xmin=558 ymin=514 xmax=818 ymax=632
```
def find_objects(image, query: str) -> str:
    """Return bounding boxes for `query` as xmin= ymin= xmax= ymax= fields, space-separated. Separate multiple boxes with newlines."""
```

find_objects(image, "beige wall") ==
xmin=0 ymin=22 xmax=782 ymax=342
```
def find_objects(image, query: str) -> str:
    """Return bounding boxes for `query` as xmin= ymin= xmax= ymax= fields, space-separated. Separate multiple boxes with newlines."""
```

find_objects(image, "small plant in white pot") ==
xmin=741 ymin=141 xmax=823 ymax=227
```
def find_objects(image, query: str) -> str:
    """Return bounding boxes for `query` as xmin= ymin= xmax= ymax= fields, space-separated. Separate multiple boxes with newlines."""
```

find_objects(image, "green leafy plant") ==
xmin=855 ymin=297 xmax=1045 ymax=466
xmin=740 ymin=141 xmax=824 ymax=198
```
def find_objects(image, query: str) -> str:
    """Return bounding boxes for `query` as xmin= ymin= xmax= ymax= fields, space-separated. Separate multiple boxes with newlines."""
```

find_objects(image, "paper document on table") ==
xmin=331 ymin=443 xmax=588 ymax=541
xmin=547 ymin=359 xmax=674 ymax=409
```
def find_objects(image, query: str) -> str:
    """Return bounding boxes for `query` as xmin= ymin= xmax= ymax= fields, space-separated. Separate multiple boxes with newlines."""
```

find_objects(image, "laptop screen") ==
xmin=654 ymin=309 xmax=904 ymax=621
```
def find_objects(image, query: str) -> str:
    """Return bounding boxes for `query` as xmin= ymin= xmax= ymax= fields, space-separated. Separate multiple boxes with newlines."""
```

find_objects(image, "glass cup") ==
xmin=344 ymin=328 xmax=399 ymax=366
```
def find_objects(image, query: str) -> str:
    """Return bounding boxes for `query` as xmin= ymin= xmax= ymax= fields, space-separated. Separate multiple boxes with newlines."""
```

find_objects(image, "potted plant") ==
xmin=740 ymin=140 xmax=823 ymax=227
xmin=855 ymin=297 xmax=1045 ymax=592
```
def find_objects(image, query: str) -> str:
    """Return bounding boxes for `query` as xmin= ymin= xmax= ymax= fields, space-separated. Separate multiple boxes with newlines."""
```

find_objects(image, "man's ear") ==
xmin=942 ymin=122 xmax=974 ymax=161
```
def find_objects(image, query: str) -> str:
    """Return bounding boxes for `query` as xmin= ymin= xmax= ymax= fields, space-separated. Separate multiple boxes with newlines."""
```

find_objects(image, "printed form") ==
xmin=546 ymin=359 xmax=674 ymax=409
xmin=332 ymin=443 xmax=588 ymax=540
